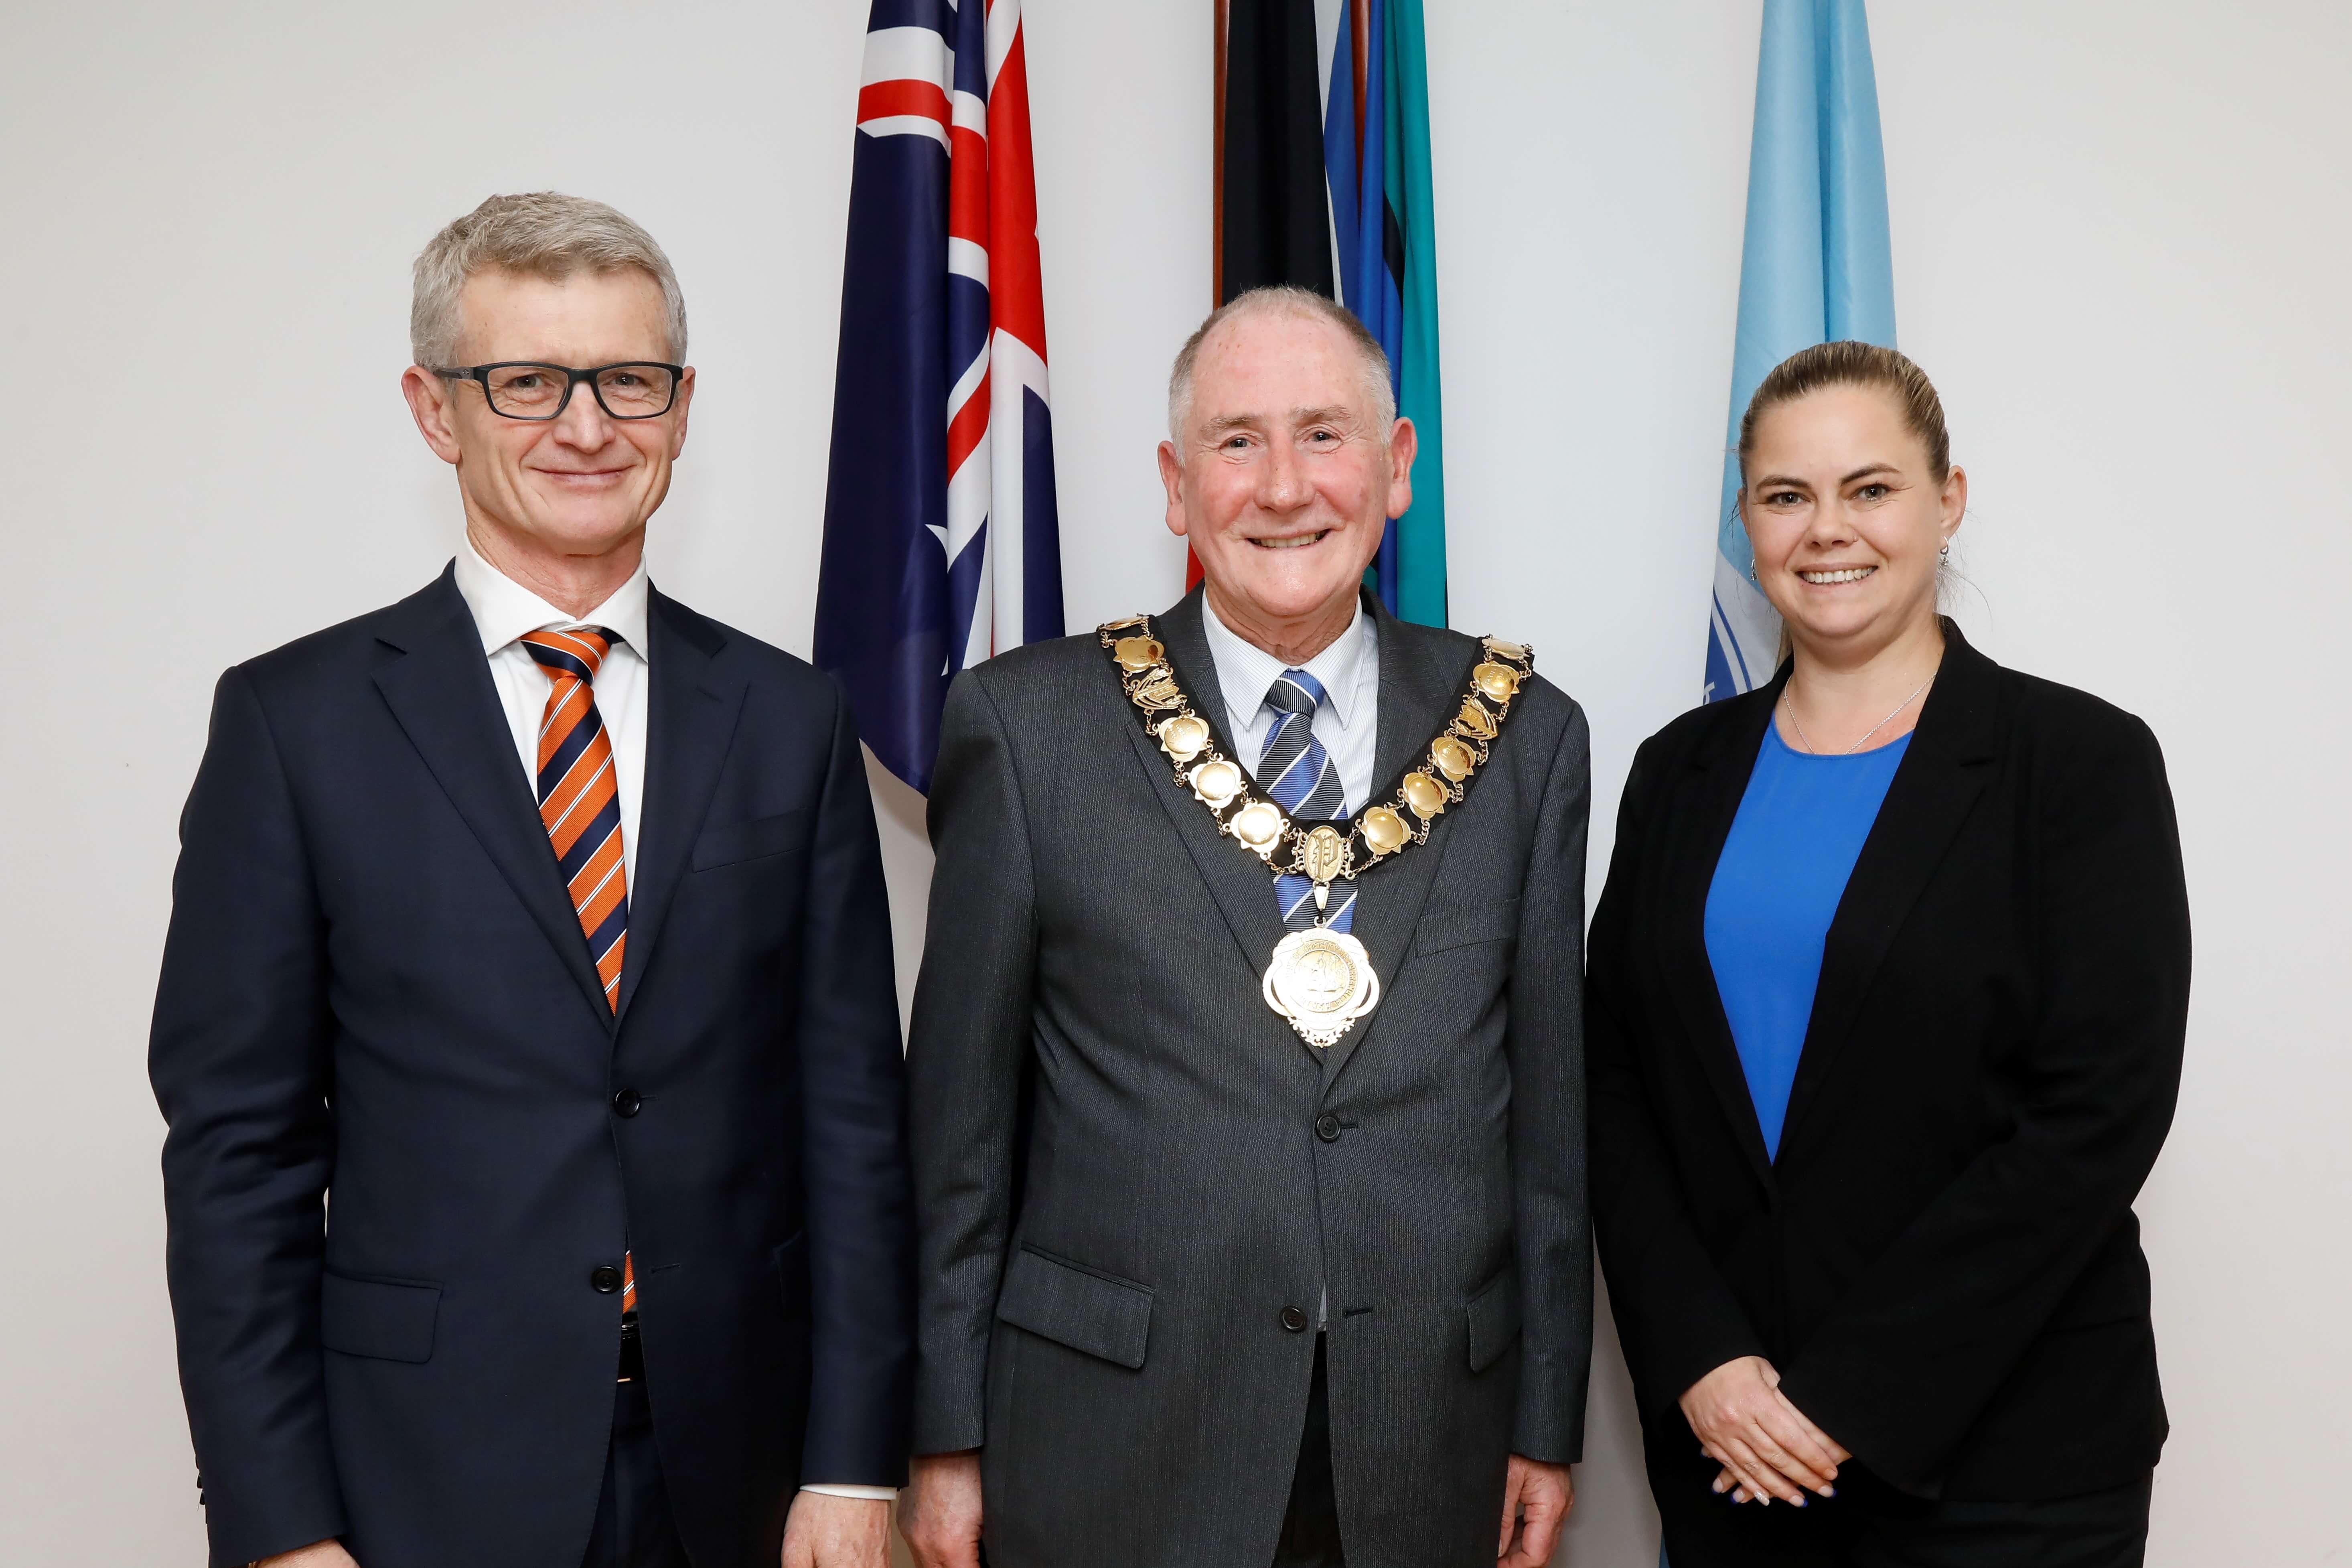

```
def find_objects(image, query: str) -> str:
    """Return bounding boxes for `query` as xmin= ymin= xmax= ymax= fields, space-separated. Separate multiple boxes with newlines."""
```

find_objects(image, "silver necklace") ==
xmin=1782 ymin=671 xmax=1936 ymax=755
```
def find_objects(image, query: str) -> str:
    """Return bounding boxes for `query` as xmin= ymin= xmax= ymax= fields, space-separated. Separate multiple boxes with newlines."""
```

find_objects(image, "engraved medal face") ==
xmin=1230 ymin=799 xmax=1285 ymax=851
xmin=1300 ymin=824 xmax=1350 ymax=884
xmin=1431 ymin=735 xmax=1475 ymax=782
xmin=1454 ymin=698 xmax=1499 ymax=740
xmin=1113 ymin=635 xmax=1167 ymax=672
xmin=1360 ymin=805 xmax=1409 ymax=855
xmin=1157 ymin=713 xmax=1210 ymax=765
xmin=1133 ymin=673 xmax=1185 ymax=711
xmin=1471 ymin=661 xmax=1523 ymax=703
xmin=1262 ymin=928 xmax=1382 ymax=1049
xmin=1190 ymin=758 xmax=1244 ymax=809
xmin=1482 ymin=637 xmax=1530 ymax=662
xmin=1401 ymin=771 xmax=1448 ymax=819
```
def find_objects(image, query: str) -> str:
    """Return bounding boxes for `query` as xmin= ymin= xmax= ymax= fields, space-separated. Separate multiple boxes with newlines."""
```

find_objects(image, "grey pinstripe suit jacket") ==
xmin=908 ymin=588 xmax=1592 ymax=1568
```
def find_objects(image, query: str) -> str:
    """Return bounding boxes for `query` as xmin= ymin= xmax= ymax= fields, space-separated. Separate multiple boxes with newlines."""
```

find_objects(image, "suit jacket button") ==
xmin=590 ymin=1265 xmax=624 ymax=1294
xmin=612 ymin=1088 xmax=643 ymax=1118
xmin=1314 ymin=1114 xmax=1342 ymax=1142
xmin=1279 ymin=1305 xmax=1310 ymax=1333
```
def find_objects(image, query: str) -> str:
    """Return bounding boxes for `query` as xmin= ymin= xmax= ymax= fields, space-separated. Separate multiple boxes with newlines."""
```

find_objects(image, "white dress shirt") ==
xmin=1202 ymin=592 xmax=1381 ymax=814
xmin=451 ymin=541 xmax=895 ymax=1503
xmin=453 ymin=538 xmax=649 ymax=886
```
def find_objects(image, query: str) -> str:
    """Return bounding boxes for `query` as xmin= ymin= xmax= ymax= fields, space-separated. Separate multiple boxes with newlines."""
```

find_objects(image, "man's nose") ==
xmin=1255 ymin=438 xmax=1308 ymax=509
xmin=550 ymin=379 xmax=618 ymax=448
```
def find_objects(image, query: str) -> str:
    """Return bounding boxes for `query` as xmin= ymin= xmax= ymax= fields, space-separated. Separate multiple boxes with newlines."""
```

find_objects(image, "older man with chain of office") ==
xmin=898 ymin=287 xmax=1593 ymax=1568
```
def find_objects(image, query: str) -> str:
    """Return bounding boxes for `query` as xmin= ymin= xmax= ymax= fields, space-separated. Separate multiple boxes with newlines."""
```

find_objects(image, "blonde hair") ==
xmin=410 ymin=192 xmax=687 ymax=367
xmin=1739 ymin=339 xmax=1949 ymax=483
xmin=1167 ymin=285 xmax=1395 ymax=442
xmin=1738 ymin=341 xmax=1961 ymax=659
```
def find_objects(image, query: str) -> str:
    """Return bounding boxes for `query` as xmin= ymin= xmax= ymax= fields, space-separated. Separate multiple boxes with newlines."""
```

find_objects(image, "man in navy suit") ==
xmin=149 ymin=193 xmax=912 ymax=1568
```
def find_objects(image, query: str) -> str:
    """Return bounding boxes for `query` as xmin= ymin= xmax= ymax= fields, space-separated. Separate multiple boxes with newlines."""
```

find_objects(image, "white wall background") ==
xmin=3 ymin=2 xmax=2344 ymax=1562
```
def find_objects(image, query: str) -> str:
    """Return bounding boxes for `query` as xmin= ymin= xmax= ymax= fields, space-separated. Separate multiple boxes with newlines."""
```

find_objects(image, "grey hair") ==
xmin=1167 ymin=286 xmax=1396 ymax=444
xmin=410 ymin=192 xmax=688 ymax=367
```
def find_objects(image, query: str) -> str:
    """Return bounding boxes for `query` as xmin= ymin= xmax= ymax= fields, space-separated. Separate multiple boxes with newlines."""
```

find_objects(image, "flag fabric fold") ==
xmin=1704 ymin=0 xmax=1896 ymax=704
xmin=1204 ymin=0 xmax=1446 ymax=627
xmin=817 ymin=0 xmax=1063 ymax=793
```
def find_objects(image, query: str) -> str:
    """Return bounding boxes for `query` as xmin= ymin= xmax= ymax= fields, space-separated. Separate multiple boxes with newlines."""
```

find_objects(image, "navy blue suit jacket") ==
xmin=150 ymin=566 xmax=914 ymax=1568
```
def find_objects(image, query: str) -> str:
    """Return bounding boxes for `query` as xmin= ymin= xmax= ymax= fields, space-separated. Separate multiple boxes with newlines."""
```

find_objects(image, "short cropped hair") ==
xmin=1167 ymin=286 xmax=1396 ymax=443
xmin=410 ymin=192 xmax=687 ymax=367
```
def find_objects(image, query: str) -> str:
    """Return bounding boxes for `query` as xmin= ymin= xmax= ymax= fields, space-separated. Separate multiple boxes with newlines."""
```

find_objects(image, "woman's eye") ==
xmin=1766 ymin=490 xmax=1803 ymax=506
xmin=1857 ymin=483 xmax=1889 ymax=501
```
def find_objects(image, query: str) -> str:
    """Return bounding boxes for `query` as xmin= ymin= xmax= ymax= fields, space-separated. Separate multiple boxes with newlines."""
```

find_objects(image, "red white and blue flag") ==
xmin=816 ymin=0 xmax=1063 ymax=793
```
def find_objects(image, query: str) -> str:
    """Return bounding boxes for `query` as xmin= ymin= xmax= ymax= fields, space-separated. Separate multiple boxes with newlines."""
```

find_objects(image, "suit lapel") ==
xmin=1658 ymin=676 xmax=1783 ymax=1187
xmin=372 ymin=568 xmax=615 ymax=1031
xmin=1776 ymin=626 xmax=2002 ymax=1158
xmin=613 ymin=589 xmax=746 ymax=1023
xmin=1144 ymin=592 xmax=1297 ymax=1018
xmin=1320 ymin=600 xmax=1474 ymax=1089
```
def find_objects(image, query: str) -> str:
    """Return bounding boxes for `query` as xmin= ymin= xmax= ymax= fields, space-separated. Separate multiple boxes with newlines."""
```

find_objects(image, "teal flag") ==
xmin=1703 ymin=0 xmax=1896 ymax=702
xmin=1324 ymin=0 xmax=1447 ymax=626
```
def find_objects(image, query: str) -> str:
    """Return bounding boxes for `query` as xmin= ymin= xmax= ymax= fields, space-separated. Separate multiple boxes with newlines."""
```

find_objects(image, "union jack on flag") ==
xmin=816 ymin=0 xmax=1063 ymax=794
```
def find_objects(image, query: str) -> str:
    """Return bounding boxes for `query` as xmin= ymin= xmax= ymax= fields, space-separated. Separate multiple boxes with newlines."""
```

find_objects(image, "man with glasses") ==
xmin=150 ymin=193 xmax=912 ymax=1568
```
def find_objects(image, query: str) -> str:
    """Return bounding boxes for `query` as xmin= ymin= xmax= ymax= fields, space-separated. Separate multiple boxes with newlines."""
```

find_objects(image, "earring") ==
xmin=1940 ymin=541 xmax=1951 ymax=558
xmin=1748 ymin=560 xmax=1759 ymax=584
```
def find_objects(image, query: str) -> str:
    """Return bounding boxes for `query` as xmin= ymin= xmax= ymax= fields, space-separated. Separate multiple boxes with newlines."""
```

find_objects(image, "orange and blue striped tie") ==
xmin=520 ymin=627 xmax=636 ymax=1318
xmin=521 ymin=627 xmax=630 ymax=1008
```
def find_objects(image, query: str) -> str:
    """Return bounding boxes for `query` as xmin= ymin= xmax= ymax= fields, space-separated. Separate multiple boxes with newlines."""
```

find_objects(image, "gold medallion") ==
xmin=1401 ymin=771 xmax=1448 ymax=819
xmin=1454 ymin=697 xmax=1499 ymax=741
xmin=1157 ymin=713 xmax=1210 ymax=764
xmin=1360 ymin=804 xmax=1409 ymax=856
xmin=1230 ymin=799 xmax=1285 ymax=854
xmin=1114 ymin=635 xmax=1167 ymax=672
xmin=1262 ymin=927 xmax=1381 ymax=1049
xmin=1431 ymin=734 xmax=1475 ymax=782
xmin=1472 ymin=661 xmax=1523 ymax=703
xmin=1191 ymin=758 xmax=1245 ymax=809
xmin=1300 ymin=824 xmax=1350 ymax=884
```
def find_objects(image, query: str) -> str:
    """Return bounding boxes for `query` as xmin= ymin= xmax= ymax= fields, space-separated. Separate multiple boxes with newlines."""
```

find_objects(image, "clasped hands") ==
xmin=901 ymin=1448 xmax=1574 ymax=1567
xmin=1679 ymin=1355 xmax=1848 ymax=1507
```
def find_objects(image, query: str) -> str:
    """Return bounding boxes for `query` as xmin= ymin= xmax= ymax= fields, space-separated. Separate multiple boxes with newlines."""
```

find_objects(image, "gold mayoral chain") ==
xmin=1097 ymin=615 xmax=1535 ymax=1049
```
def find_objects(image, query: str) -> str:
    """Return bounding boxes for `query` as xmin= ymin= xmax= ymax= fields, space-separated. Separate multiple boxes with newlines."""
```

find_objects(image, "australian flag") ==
xmin=816 ymin=0 xmax=1064 ymax=793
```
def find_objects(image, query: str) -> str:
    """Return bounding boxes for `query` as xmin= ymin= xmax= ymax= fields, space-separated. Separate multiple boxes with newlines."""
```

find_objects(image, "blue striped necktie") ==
xmin=1259 ymin=669 xmax=1354 ymax=933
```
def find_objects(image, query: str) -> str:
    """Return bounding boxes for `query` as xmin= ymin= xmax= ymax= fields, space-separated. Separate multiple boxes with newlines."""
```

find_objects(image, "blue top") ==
xmin=1704 ymin=722 xmax=1912 ymax=1158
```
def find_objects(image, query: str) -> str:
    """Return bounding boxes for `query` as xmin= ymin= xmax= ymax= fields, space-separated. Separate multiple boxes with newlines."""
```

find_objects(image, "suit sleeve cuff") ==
xmin=801 ymin=1483 xmax=899 ymax=1501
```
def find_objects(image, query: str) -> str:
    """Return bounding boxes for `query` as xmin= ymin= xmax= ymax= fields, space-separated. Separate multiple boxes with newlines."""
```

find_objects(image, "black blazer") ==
xmin=1588 ymin=623 xmax=2188 ymax=1505
xmin=149 ymin=567 xmax=914 ymax=1568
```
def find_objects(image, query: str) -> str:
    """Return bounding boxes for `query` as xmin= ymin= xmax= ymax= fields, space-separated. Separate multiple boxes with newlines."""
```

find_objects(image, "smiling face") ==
xmin=1158 ymin=307 xmax=1413 ymax=657
xmin=1739 ymin=382 xmax=1965 ymax=665
xmin=403 ymin=265 xmax=693 ymax=576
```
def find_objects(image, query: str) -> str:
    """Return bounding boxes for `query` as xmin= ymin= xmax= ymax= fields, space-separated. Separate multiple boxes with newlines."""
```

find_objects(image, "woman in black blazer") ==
xmin=1590 ymin=343 xmax=2188 ymax=1567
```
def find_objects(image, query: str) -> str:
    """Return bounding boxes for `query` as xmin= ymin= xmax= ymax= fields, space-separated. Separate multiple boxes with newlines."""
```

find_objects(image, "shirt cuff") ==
xmin=800 ymin=1483 xmax=899 ymax=1501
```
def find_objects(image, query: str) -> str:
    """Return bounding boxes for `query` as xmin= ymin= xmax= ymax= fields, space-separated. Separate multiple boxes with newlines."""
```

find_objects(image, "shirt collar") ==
xmin=453 ymin=534 xmax=651 ymax=663
xmin=1201 ymin=592 xmax=1369 ymax=733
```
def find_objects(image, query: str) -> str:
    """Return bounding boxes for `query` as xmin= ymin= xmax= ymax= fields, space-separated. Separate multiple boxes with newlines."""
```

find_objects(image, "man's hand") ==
xmin=898 ymin=1450 xmax=984 ymax=1568
xmin=781 ymin=1491 xmax=892 ymax=1568
xmin=1678 ymin=1355 xmax=1847 ymax=1507
xmin=256 ymin=1542 xmax=359 ymax=1568
xmin=1497 ymin=1454 xmax=1572 ymax=1567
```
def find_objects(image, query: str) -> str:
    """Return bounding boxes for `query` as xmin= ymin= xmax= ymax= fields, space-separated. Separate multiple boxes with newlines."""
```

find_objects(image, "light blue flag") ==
xmin=1703 ymin=0 xmax=1896 ymax=704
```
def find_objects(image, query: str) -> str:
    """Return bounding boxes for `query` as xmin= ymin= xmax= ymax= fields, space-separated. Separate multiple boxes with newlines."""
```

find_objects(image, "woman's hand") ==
xmin=1678 ymin=1356 xmax=1849 ymax=1506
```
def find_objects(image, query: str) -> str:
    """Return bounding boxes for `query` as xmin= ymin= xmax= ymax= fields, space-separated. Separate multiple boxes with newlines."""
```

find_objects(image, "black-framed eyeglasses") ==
xmin=433 ymin=361 xmax=684 ymax=421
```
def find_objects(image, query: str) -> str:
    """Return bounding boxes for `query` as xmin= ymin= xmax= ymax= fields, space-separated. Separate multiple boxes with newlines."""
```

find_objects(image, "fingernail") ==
xmin=1794 ymin=1497 xmax=1807 ymax=1508
xmin=1820 ymin=1486 xmax=1836 ymax=1498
